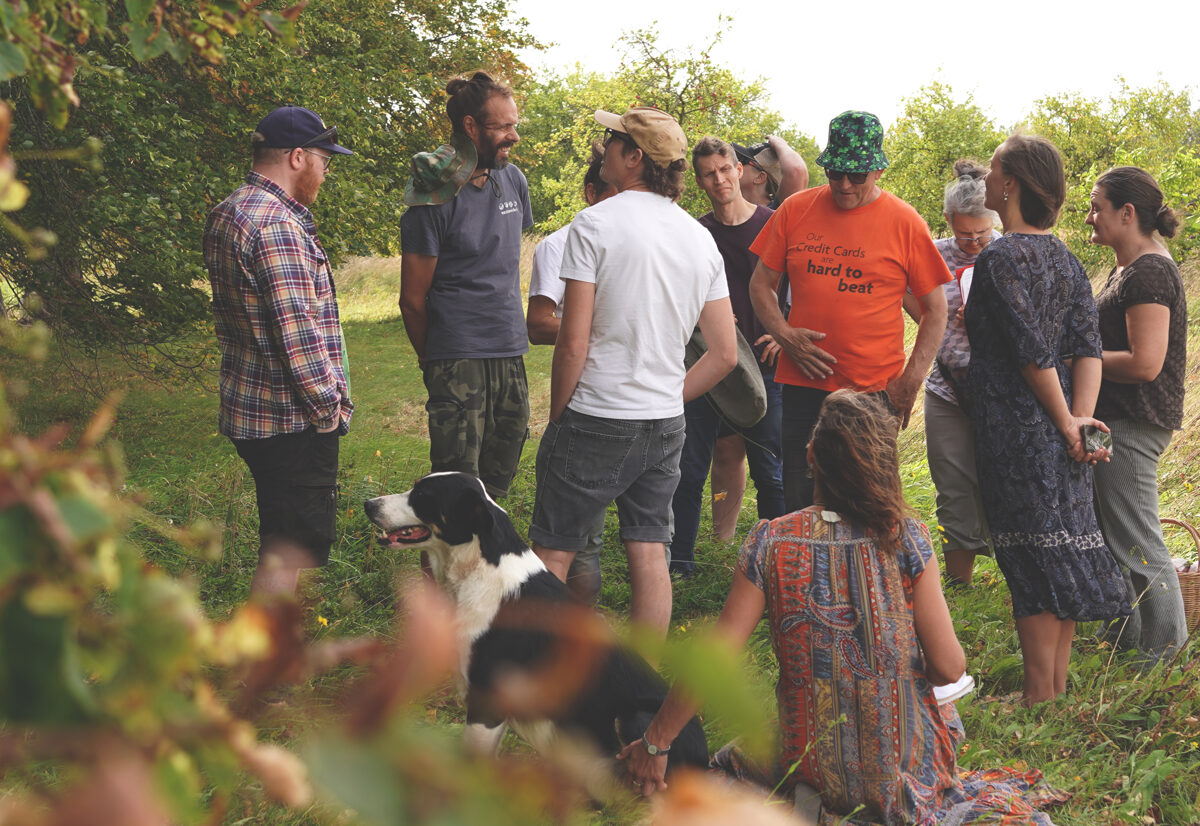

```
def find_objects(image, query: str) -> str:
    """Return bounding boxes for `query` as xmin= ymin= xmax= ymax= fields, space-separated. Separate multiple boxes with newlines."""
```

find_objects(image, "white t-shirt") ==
xmin=560 ymin=190 xmax=728 ymax=419
xmin=529 ymin=223 xmax=571 ymax=314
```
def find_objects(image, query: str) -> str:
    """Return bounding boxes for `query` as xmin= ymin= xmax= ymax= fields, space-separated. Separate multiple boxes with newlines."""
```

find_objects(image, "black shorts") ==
xmin=233 ymin=427 xmax=340 ymax=566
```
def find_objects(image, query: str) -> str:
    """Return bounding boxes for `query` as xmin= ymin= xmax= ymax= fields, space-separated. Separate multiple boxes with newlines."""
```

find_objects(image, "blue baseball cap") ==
xmin=252 ymin=106 xmax=353 ymax=155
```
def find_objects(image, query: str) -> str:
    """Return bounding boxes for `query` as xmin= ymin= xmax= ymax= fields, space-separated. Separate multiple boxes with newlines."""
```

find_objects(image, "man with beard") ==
xmin=400 ymin=72 xmax=534 ymax=499
xmin=203 ymin=106 xmax=354 ymax=597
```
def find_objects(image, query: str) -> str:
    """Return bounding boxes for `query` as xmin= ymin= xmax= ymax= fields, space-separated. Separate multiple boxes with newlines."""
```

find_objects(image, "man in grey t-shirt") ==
xmin=399 ymin=72 xmax=534 ymax=498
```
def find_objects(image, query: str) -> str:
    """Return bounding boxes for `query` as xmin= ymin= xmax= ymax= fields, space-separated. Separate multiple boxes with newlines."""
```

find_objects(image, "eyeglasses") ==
xmin=953 ymin=234 xmax=992 ymax=248
xmin=603 ymin=127 xmax=632 ymax=147
xmin=302 ymin=148 xmax=332 ymax=170
xmin=825 ymin=169 xmax=870 ymax=185
xmin=479 ymin=120 xmax=519 ymax=133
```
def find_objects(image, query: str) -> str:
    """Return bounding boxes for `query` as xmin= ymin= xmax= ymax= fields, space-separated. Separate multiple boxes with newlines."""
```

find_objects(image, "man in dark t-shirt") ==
xmin=399 ymin=72 xmax=534 ymax=498
xmin=669 ymin=137 xmax=786 ymax=576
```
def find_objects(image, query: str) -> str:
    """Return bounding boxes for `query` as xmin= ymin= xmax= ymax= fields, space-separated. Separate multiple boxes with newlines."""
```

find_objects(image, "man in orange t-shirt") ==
xmin=749 ymin=111 xmax=949 ymax=509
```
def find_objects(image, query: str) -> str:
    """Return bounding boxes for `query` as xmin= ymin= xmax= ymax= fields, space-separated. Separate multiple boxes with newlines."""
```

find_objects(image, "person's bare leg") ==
xmin=942 ymin=548 xmax=977 ymax=586
xmin=1015 ymin=612 xmax=1064 ymax=706
xmin=625 ymin=540 xmax=672 ymax=643
xmin=532 ymin=543 xmax=576 ymax=584
xmin=711 ymin=435 xmax=747 ymax=541
xmin=250 ymin=540 xmax=312 ymax=597
xmin=1054 ymin=618 xmax=1076 ymax=696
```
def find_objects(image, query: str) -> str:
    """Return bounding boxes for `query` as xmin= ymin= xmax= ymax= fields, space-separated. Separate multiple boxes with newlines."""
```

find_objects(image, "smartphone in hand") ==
xmin=1082 ymin=424 xmax=1112 ymax=454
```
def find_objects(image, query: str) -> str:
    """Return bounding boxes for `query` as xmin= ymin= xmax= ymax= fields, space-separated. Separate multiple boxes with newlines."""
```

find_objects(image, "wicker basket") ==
xmin=1161 ymin=518 xmax=1200 ymax=634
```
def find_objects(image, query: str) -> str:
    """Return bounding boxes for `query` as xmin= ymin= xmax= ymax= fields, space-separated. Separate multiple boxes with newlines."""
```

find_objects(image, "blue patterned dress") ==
xmin=963 ymin=234 xmax=1130 ymax=620
xmin=735 ymin=512 xmax=1069 ymax=824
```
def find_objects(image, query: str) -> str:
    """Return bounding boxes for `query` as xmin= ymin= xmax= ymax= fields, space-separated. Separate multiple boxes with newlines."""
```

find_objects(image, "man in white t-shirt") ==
xmin=529 ymin=107 xmax=737 ymax=640
xmin=526 ymin=144 xmax=616 ymax=605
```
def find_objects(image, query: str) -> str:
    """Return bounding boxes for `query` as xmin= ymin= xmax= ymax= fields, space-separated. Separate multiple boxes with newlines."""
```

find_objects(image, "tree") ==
xmin=880 ymin=81 xmax=1006 ymax=238
xmin=1 ymin=0 xmax=535 ymax=390
xmin=515 ymin=23 xmax=819 ymax=229
xmin=1021 ymin=79 xmax=1200 ymax=269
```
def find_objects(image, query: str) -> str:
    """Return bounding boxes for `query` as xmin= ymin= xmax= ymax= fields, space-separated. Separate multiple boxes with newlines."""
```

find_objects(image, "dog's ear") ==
xmin=462 ymin=492 xmax=527 ymax=567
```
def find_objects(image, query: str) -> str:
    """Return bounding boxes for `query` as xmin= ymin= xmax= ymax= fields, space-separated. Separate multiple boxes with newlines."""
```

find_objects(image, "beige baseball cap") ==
xmin=594 ymin=107 xmax=687 ymax=166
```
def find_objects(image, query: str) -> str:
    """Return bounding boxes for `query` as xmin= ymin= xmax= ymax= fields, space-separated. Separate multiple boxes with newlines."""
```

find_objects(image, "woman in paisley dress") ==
xmin=619 ymin=391 xmax=1069 ymax=824
xmin=964 ymin=135 xmax=1130 ymax=706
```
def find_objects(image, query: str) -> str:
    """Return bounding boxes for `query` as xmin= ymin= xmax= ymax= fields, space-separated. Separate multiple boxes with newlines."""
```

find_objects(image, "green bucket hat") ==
xmin=403 ymin=134 xmax=478 ymax=206
xmin=814 ymin=111 xmax=888 ymax=174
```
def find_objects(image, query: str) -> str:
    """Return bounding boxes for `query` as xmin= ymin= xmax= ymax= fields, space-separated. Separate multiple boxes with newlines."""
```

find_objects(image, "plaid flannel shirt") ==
xmin=203 ymin=171 xmax=352 ymax=440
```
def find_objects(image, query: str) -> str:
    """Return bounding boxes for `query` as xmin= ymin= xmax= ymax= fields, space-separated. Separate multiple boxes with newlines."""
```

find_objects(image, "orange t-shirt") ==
xmin=750 ymin=187 xmax=950 ymax=392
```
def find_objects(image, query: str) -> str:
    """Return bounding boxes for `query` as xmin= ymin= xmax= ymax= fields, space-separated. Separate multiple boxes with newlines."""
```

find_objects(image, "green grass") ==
xmin=7 ymin=251 xmax=1200 ymax=825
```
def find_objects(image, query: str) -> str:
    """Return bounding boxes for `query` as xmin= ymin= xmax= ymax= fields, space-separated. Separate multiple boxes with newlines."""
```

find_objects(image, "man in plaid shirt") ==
xmin=203 ymin=106 xmax=353 ymax=597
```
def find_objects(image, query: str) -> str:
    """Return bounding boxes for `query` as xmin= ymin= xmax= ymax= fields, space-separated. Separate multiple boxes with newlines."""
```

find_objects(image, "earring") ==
xmin=1003 ymin=190 xmax=1008 ymax=202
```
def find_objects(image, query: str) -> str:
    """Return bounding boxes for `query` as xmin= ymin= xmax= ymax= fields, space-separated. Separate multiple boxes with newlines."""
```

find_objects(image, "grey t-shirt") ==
xmin=400 ymin=164 xmax=534 ymax=360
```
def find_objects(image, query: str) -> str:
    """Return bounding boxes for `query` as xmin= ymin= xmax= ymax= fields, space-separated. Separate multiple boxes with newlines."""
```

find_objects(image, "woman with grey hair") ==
xmin=924 ymin=160 xmax=1001 ymax=585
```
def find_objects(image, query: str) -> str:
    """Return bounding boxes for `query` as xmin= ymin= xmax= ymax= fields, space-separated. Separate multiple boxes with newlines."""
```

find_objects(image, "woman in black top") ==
xmin=1086 ymin=166 xmax=1189 ymax=664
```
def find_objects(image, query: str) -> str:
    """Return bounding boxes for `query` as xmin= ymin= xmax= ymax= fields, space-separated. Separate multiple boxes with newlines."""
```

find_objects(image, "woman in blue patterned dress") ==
xmin=964 ymin=135 xmax=1130 ymax=706
xmin=619 ymin=391 xmax=1068 ymax=824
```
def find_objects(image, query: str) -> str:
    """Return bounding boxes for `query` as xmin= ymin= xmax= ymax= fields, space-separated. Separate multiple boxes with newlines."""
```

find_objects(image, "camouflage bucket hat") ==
xmin=403 ymin=134 xmax=478 ymax=206
xmin=814 ymin=111 xmax=888 ymax=174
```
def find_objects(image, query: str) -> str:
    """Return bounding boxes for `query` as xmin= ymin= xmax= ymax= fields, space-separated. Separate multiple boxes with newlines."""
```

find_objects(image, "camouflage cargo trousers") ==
xmin=422 ymin=356 xmax=529 ymax=498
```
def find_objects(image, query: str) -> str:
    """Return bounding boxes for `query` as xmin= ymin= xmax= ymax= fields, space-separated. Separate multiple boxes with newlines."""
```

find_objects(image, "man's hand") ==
xmin=616 ymin=739 xmax=668 ymax=797
xmin=316 ymin=401 xmax=341 ymax=433
xmin=884 ymin=375 xmax=920 ymax=428
xmin=754 ymin=333 xmax=781 ymax=367
xmin=775 ymin=326 xmax=835 ymax=380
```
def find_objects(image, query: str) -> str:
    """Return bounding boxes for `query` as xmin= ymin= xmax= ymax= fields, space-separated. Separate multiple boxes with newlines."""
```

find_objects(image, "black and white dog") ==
xmin=364 ymin=472 xmax=708 ymax=780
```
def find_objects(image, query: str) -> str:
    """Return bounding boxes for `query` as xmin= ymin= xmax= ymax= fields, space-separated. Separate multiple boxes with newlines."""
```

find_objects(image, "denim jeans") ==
xmin=530 ymin=407 xmax=686 ymax=550
xmin=669 ymin=374 xmax=785 ymax=573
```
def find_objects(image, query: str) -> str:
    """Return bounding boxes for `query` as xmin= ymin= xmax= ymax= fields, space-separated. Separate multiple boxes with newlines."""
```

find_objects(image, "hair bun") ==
xmin=445 ymin=78 xmax=467 ymax=96
xmin=953 ymin=159 xmax=987 ymax=180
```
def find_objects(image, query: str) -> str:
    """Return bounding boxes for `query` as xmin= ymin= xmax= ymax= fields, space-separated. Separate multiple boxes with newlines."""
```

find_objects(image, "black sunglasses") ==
xmin=301 ymin=126 xmax=338 ymax=149
xmin=825 ymin=169 xmax=870 ymax=185
xmin=603 ymin=127 xmax=632 ymax=146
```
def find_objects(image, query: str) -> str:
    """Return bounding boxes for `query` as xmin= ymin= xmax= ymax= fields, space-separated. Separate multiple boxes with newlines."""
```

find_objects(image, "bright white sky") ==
xmin=512 ymin=0 xmax=1197 ymax=144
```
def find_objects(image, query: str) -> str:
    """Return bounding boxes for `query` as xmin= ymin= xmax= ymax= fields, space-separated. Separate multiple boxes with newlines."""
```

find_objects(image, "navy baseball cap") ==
xmin=252 ymin=107 xmax=353 ymax=155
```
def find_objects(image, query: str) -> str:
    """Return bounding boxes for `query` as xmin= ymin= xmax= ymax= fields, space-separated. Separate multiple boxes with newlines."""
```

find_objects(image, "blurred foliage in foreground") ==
xmin=0 ymin=315 xmax=781 ymax=825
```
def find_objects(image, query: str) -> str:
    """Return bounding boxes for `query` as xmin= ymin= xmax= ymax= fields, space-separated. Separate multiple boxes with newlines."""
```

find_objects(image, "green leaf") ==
xmin=0 ymin=599 xmax=94 ymax=723
xmin=125 ymin=20 xmax=170 ymax=63
xmin=124 ymin=0 xmax=156 ymax=23
xmin=0 ymin=41 xmax=29 ymax=81
xmin=0 ymin=508 xmax=35 ymax=586
xmin=58 ymin=495 xmax=114 ymax=543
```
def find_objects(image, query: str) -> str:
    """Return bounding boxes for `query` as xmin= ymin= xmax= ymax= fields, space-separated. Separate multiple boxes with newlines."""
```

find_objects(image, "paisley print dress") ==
xmin=963 ymin=234 xmax=1130 ymax=621
xmin=736 ymin=512 xmax=1069 ymax=824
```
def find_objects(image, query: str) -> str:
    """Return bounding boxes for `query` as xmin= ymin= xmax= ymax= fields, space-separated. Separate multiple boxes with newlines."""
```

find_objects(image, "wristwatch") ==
xmin=641 ymin=734 xmax=671 ymax=756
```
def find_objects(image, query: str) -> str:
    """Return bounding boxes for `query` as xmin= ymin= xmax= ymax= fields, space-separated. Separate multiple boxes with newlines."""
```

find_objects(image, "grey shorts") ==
xmin=530 ymin=407 xmax=685 ymax=551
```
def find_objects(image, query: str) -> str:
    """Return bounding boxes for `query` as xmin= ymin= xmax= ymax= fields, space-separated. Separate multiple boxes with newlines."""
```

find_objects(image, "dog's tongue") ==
xmin=387 ymin=526 xmax=431 ymax=543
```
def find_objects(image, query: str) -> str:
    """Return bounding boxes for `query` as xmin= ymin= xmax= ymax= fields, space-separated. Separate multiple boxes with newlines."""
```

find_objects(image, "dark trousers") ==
xmin=670 ymin=376 xmax=786 ymax=574
xmin=781 ymin=385 xmax=831 ymax=512
xmin=781 ymin=385 xmax=895 ymax=512
xmin=233 ymin=427 xmax=340 ymax=566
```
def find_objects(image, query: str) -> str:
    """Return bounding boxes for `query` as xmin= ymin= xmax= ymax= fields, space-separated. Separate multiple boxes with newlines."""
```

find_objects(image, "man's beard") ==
xmin=478 ymin=134 xmax=514 ymax=169
xmin=293 ymin=164 xmax=322 ymax=206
